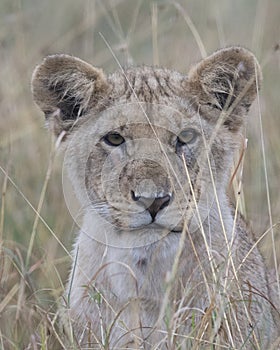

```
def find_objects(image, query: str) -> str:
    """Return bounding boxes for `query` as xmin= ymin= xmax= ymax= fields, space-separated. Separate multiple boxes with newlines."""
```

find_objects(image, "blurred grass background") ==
xmin=0 ymin=0 xmax=279 ymax=348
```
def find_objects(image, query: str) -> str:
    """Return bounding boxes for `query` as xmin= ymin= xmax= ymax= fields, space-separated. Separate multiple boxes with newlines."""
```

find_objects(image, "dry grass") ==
xmin=0 ymin=0 xmax=280 ymax=349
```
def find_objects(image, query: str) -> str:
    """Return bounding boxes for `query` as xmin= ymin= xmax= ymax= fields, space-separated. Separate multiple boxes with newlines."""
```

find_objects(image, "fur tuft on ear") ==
xmin=186 ymin=47 xmax=262 ymax=131
xmin=31 ymin=54 xmax=109 ymax=135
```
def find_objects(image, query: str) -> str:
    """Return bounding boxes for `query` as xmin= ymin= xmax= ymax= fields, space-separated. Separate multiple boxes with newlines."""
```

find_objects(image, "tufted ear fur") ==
xmin=31 ymin=54 xmax=109 ymax=136
xmin=186 ymin=47 xmax=262 ymax=131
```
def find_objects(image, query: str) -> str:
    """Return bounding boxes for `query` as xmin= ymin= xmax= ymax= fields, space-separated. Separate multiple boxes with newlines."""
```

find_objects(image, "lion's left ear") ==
xmin=186 ymin=47 xmax=262 ymax=131
xmin=31 ymin=54 xmax=109 ymax=136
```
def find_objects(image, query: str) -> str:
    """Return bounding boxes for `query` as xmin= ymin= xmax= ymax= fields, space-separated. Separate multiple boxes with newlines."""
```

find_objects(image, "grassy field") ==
xmin=0 ymin=0 xmax=279 ymax=348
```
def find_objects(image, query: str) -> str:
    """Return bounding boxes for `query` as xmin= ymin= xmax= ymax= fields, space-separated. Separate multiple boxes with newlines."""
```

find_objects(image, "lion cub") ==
xmin=32 ymin=47 xmax=279 ymax=349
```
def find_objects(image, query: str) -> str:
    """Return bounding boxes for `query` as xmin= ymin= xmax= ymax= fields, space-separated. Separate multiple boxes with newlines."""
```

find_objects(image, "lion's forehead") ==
xmin=108 ymin=66 xmax=185 ymax=102
xmin=84 ymin=100 xmax=203 ymax=141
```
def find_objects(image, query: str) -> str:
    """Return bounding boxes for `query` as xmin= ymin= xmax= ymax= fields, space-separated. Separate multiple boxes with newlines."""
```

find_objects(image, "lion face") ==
xmin=65 ymin=101 xmax=216 ymax=237
xmin=31 ymin=47 xmax=260 ymax=244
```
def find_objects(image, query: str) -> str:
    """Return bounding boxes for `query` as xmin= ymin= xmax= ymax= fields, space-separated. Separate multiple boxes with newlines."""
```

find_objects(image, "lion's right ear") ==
xmin=31 ymin=54 xmax=109 ymax=136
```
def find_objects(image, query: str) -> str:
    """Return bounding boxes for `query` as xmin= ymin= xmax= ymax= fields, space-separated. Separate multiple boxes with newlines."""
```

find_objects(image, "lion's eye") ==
xmin=104 ymin=133 xmax=125 ymax=146
xmin=177 ymin=129 xmax=198 ymax=145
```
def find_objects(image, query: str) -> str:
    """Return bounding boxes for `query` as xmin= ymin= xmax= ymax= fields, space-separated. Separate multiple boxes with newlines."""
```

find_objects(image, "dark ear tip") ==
xmin=32 ymin=54 xmax=108 ymax=89
xmin=212 ymin=46 xmax=256 ymax=60
xmin=189 ymin=46 xmax=261 ymax=79
xmin=40 ymin=54 xmax=80 ymax=68
xmin=32 ymin=54 xmax=80 ymax=81
xmin=212 ymin=46 xmax=262 ymax=81
xmin=187 ymin=45 xmax=262 ymax=92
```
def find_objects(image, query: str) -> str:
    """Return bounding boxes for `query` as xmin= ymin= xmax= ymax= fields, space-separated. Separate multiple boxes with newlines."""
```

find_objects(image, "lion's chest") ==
xmin=103 ymin=235 xmax=181 ymax=303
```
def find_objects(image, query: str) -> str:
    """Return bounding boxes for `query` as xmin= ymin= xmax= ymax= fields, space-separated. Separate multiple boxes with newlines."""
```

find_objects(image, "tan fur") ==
xmin=32 ymin=47 xmax=279 ymax=349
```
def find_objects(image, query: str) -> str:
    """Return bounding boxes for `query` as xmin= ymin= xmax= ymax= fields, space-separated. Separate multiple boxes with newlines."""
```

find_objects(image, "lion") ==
xmin=32 ymin=47 xmax=279 ymax=349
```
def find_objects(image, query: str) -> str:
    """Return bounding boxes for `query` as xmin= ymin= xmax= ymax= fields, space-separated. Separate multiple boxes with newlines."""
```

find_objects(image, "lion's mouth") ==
xmin=146 ymin=222 xmax=183 ymax=233
xmin=170 ymin=227 xmax=183 ymax=233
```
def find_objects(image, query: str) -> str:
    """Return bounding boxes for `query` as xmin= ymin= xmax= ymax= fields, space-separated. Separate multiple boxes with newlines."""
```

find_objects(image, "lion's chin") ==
xmin=128 ymin=222 xmax=183 ymax=234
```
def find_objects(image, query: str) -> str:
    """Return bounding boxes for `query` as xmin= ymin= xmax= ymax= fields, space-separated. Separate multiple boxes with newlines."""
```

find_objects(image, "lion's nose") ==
xmin=131 ymin=191 xmax=171 ymax=221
